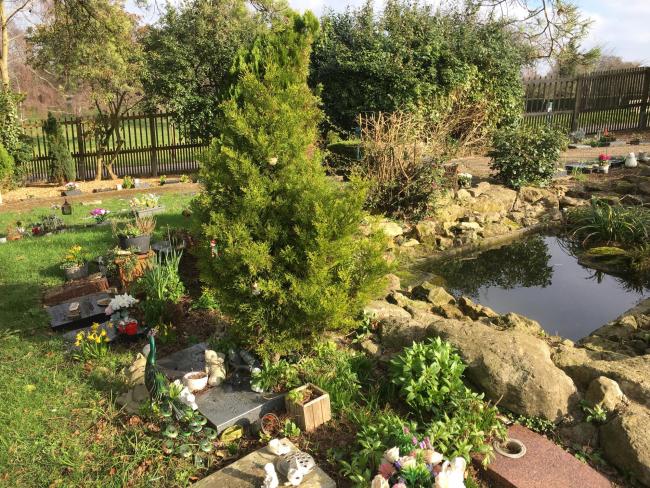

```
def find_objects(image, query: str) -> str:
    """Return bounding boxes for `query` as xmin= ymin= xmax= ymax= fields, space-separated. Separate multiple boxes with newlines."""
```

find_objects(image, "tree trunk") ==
xmin=94 ymin=154 xmax=103 ymax=181
xmin=0 ymin=2 xmax=8 ymax=87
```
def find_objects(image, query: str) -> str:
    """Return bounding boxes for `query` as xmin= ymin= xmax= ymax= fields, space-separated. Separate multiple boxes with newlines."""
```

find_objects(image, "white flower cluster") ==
xmin=171 ymin=380 xmax=198 ymax=410
xmin=109 ymin=293 xmax=137 ymax=311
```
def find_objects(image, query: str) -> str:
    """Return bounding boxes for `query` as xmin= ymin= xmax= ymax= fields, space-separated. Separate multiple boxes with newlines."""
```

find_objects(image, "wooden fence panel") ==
xmin=523 ymin=67 xmax=650 ymax=134
xmin=22 ymin=111 xmax=208 ymax=182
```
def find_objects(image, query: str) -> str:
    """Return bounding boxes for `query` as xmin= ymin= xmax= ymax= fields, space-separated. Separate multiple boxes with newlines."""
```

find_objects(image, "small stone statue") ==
xmin=204 ymin=349 xmax=227 ymax=386
xmin=262 ymin=463 xmax=279 ymax=488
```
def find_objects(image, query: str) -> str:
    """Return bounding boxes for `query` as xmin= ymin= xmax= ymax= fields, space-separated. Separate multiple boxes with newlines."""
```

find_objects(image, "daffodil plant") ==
xmin=73 ymin=323 xmax=110 ymax=360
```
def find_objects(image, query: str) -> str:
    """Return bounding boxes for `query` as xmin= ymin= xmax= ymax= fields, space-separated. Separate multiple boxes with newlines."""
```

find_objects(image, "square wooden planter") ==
xmin=285 ymin=383 xmax=331 ymax=432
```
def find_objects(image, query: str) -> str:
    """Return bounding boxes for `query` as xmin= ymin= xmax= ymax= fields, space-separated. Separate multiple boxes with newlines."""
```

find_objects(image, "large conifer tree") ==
xmin=192 ymin=12 xmax=389 ymax=358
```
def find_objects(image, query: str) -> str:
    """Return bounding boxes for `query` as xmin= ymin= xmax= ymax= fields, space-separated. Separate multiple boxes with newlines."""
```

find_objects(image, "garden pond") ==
xmin=429 ymin=234 xmax=650 ymax=340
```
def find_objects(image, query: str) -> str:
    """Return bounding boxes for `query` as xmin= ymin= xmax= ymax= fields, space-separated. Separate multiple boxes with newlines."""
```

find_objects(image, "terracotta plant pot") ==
xmin=64 ymin=262 xmax=89 ymax=281
xmin=285 ymin=383 xmax=331 ymax=432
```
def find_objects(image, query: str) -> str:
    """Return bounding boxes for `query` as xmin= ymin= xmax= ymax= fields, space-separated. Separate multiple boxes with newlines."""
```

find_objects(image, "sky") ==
xmin=132 ymin=0 xmax=649 ymax=67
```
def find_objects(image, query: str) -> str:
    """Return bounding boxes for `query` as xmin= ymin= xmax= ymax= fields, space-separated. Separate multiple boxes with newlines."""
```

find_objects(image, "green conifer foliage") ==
xmin=43 ymin=113 xmax=76 ymax=184
xmin=192 ymin=12 xmax=389 ymax=359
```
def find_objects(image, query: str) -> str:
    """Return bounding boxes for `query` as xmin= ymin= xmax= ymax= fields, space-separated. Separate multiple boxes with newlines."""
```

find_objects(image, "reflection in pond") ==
xmin=430 ymin=235 xmax=649 ymax=341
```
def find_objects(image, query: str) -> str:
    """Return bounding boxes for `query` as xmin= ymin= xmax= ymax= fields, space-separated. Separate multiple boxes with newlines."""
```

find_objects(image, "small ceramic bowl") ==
xmin=183 ymin=371 xmax=208 ymax=392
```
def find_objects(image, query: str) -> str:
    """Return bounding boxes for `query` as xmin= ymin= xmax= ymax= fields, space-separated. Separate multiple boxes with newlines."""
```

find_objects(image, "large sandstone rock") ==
xmin=457 ymin=296 xmax=499 ymax=320
xmin=378 ymin=221 xmax=404 ymax=238
xmin=380 ymin=316 xmax=431 ymax=349
xmin=600 ymin=403 xmax=650 ymax=486
xmin=427 ymin=318 xmax=578 ymax=421
xmin=364 ymin=300 xmax=412 ymax=321
xmin=552 ymin=345 xmax=650 ymax=407
xmin=495 ymin=312 xmax=545 ymax=335
xmin=415 ymin=220 xmax=438 ymax=244
xmin=585 ymin=376 xmax=626 ymax=411
xmin=412 ymin=281 xmax=456 ymax=306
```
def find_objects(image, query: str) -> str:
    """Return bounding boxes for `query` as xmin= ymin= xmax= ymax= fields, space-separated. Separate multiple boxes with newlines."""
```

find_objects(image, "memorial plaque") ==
xmin=47 ymin=291 xmax=111 ymax=330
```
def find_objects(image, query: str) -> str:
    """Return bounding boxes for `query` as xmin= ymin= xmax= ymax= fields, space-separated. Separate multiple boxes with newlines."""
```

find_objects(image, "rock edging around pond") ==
xmin=364 ymin=278 xmax=650 ymax=486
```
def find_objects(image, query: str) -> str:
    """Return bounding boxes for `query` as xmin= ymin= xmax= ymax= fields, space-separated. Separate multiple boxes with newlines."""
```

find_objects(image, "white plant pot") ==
xmin=625 ymin=153 xmax=638 ymax=168
xmin=183 ymin=371 xmax=208 ymax=392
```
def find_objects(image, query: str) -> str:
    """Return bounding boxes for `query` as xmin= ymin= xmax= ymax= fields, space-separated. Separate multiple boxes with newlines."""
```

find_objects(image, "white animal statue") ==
xmin=262 ymin=463 xmax=279 ymax=488
xmin=435 ymin=457 xmax=466 ymax=488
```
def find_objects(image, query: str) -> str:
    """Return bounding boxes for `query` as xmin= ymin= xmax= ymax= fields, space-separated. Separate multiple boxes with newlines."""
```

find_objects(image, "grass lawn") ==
xmin=0 ymin=191 xmax=201 ymax=487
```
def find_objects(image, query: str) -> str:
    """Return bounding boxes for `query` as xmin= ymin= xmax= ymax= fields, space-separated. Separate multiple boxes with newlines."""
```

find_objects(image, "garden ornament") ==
xmin=625 ymin=152 xmax=638 ymax=168
xmin=434 ymin=457 xmax=466 ymax=488
xmin=276 ymin=451 xmax=315 ymax=486
xmin=370 ymin=474 xmax=390 ymax=488
xmin=262 ymin=463 xmax=279 ymax=488
xmin=204 ymin=349 xmax=227 ymax=386
xmin=268 ymin=438 xmax=291 ymax=456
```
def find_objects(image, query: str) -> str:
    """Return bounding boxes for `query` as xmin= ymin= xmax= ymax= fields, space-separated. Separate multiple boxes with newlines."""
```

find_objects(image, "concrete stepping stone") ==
xmin=192 ymin=439 xmax=335 ymax=488
xmin=479 ymin=424 xmax=611 ymax=488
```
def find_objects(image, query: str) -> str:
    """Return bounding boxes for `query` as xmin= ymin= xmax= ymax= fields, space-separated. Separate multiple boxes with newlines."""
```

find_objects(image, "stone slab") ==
xmin=156 ymin=342 xmax=208 ymax=380
xmin=195 ymin=384 xmax=284 ymax=433
xmin=157 ymin=343 xmax=285 ymax=432
xmin=478 ymin=424 xmax=611 ymax=488
xmin=192 ymin=439 xmax=335 ymax=488
xmin=46 ymin=291 xmax=112 ymax=330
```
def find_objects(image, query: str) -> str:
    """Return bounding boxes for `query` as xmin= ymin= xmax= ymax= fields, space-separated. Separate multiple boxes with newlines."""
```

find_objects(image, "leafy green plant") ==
xmin=580 ymin=401 xmax=608 ymax=424
xmin=122 ymin=175 xmax=135 ymax=189
xmin=136 ymin=249 xmax=185 ymax=326
xmin=566 ymin=199 xmax=650 ymax=246
xmin=570 ymin=166 xmax=588 ymax=183
xmin=180 ymin=174 xmax=190 ymax=183
xmin=0 ymin=142 xmax=15 ymax=189
xmin=505 ymin=412 xmax=555 ymax=435
xmin=251 ymin=359 xmax=300 ymax=393
xmin=189 ymin=288 xmax=219 ymax=311
xmin=112 ymin=216 xmax=156 ymax=238
xmin=490 ymin=124 xmax=567 ymax=189
xmin=389 ymin=338 xmax=466 ymax=415
xmin=281 ymin=419 xmax=301 ymax=438
xmin=159 ymin=174 xmax=167 ymax=185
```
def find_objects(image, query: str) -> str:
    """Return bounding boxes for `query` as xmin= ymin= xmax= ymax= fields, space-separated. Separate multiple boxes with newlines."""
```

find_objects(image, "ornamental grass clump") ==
xmin=566 ymin=198 xmax=650 ymax=246
xmin=191 ymin=12 xmax=389 ymax=359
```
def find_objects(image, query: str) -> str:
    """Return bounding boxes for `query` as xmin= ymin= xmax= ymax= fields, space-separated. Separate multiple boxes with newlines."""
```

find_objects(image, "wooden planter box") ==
xmin=115 ymin=251 xmax=154 ymax=289
xmin=285 ymin=383 xmax=331 ymax=432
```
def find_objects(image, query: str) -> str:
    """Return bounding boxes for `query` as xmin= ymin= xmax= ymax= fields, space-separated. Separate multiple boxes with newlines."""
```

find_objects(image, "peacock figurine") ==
xmin=144 ymin=329 xmax=197 ymax=420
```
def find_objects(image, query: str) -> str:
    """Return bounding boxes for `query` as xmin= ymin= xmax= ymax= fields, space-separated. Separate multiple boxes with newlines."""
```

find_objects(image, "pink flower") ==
xmin=379 ymin=463 xmax=396 ymax=479
xmin=392 ymin=484 xmax=407 ymax=488
xmin=105 ymin=306 xmax=113 ymax=316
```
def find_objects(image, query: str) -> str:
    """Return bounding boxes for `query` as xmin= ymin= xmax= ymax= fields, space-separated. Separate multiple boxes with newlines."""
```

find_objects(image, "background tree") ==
xmin=310 ymin=0 xmax=528 ymax=133
xmin=192 ymin=11 xmax=389 ymax=359
xmin=142 ymin=0 xmax=286 ymax=140
xmin=27 ymin=0 xmax=144 ymax=180
xmin=550 ymin=38 xmax=601 ymax=77
xmin=468 ymin=0 xmax=596 ymax=60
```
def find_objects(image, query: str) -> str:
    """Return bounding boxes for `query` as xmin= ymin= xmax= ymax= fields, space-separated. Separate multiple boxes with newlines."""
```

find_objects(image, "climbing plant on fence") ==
xmin=22 ymin=112 xmax=207 ymax=181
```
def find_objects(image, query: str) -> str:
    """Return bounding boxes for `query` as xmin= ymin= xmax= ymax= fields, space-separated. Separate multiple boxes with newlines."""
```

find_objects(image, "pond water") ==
xmin=432 ymin=235 xmax=650 ymax=340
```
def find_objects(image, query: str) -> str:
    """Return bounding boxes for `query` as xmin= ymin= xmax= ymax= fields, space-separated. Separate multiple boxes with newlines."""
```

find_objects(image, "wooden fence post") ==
xmin=640 ymin=67 xmax=650 ymax=130
xmin=149 ymin=113 xmax=158 ymax=177
xmin=76 ymin=118 xmax=86 ymax=180
xmin=571 ymin=75 xmax=583 ymax=132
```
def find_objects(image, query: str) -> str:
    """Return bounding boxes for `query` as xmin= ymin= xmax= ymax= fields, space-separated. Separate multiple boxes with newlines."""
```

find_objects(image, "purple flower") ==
xmin=411 ymin=436 xmax=418 ymax=446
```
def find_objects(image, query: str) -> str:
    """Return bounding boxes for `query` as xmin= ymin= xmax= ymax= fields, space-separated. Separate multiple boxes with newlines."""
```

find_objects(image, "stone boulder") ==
xmin=457 ymin=296 xmax=499 ymax=320
xmin=380 ymin=316 xmax=432 ymax=350
xmin=600 ymin=402 xmax=650 ymax=486
xmin=364 ymin=300 xmax=412 ymax=322
xmin=468 ymin=181 xmax=491 ymax=198
xmin=427 ymin=317 xmax=578 ymax=421
xmin=412 ymin=281 xmax=456 ymax=306
xmin=495 ymin=312 xmax=545 ymax=335
xmin=378 ymin=221 xmax=404 ymax=238
xmin=552 ymin=345 xmax=650 ymax=407
xmin=585 ymin=376 xmax=627 ymax=411
xmin=415 ymin=220 xmax=438 ymax=244
xmin=384 ymin=274 xmax=402 ymax=293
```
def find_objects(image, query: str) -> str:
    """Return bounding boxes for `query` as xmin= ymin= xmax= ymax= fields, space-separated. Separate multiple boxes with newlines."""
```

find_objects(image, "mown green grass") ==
xmin=0 ymin=191 xmax=200 ymax=487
